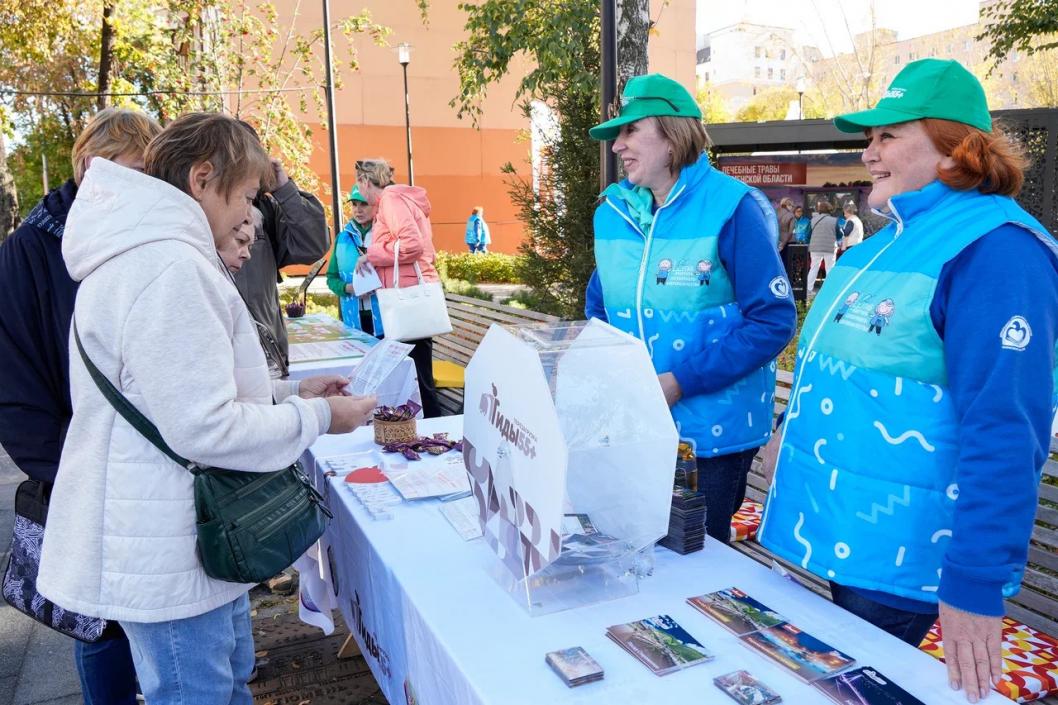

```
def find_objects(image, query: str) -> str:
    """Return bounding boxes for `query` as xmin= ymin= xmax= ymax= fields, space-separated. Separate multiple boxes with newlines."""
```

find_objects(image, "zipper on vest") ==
xmin=760 ymin=196 xmax=905 ymax=535
xmin=633 ymin=185 xmax=686 ymax=343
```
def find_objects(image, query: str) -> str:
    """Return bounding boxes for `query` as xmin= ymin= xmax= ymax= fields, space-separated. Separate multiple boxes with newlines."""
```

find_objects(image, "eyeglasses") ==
xmin=607 ymin=95 xmax=682 ymax=119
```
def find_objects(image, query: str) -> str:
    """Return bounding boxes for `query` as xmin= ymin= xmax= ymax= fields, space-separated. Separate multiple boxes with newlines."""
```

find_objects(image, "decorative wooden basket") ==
xmin=374 ymin=417 xmax=417 ymax=445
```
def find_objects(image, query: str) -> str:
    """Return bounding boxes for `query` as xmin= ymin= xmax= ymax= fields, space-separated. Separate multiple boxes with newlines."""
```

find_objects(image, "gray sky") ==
xmin=696 ymin=0 xmax=983 ymax=56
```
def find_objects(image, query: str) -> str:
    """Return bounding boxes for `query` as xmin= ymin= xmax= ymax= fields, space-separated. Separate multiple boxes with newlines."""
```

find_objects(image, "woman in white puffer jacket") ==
xmin=37 ymin=113 xmax=376 ymax=705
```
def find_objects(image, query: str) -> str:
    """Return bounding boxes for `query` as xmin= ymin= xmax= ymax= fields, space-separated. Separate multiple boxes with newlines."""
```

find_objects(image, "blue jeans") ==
xmin=697 ymin=447 xmax=759 ymax=544
xmin=74 ymin=630 xmax=138 ymax=705
xmin=829 ymin=582 xmax=938 ymax=646
xmin=121 ymin=593 xmax=255 ymax=705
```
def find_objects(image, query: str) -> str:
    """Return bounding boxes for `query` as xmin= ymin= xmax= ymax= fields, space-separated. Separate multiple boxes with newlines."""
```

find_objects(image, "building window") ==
xmin=768 ymin=67 xmax=774 ymax=79
xmin=908 ymin=51 xmax=915 ymax=61
xmin=754 ymin=66 xmax=761 ymax=78
xmin=894 ymin=55 xmax=900 ymax=64
xmin=780 ymin=48 xmax=786 ymax=60
xmin=755 ymin=46 xmax=762 ymax=58
xmin=704 ymin=72 xmax=710 ymax=82
xmin=965 ymin=40 xmax=972 ymax=51
xmin=780 ymin=68 xmax=786 ymax=80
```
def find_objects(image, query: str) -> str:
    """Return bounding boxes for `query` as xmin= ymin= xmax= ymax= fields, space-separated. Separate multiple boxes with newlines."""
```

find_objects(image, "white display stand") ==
xmin=462 ymin=320 xmax=678 ymax=615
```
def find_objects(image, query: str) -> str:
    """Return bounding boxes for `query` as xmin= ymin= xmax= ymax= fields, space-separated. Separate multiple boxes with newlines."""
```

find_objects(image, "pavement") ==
xmin=0 ymin=444 xmax=387 ymax=705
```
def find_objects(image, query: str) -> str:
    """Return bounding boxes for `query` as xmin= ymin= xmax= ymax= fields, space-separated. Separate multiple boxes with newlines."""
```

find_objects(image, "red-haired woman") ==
xmin=759 ymin=59 xmax=1058 ymax=702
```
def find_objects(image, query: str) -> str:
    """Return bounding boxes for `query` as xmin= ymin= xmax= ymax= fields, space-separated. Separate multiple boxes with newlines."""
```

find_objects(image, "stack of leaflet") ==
xmin=544 ymin=647 xmax=604 ymax=687
xmin=658 ymin=488 xmax=706 ymax=554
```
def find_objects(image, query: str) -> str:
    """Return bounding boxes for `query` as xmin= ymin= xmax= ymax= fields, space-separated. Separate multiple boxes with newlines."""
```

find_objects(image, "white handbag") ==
xmin=375 ymin=240 xmax=453 ymax=342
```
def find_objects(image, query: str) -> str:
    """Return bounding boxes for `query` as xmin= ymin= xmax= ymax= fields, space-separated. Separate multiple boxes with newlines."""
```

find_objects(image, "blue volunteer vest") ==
xmin=335 ymin=226 xmax=383 ymax=335
xmin=759 ymin=180 xmax=1058 ymax=603
xmin=594 ymin=154 xmax=780 ymax=457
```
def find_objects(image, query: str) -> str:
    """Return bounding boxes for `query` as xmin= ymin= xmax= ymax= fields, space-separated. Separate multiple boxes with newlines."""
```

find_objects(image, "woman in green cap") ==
xmin=326 ymin=185 xmax=381 ymax=335
xmin=758 ymin=58 xmax=1058 ymax=702
xmin=585 ymin=73 xmax=797 ymax=546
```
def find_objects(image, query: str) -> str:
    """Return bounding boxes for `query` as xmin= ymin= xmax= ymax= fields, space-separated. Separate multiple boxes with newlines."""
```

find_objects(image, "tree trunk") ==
xmin=0 ymin=134 xmax=20 ymax=243
xmin=616 ymin=0 xmax=650 ymax=87
xmin=97 ymin=1 xmax=115 ymax=110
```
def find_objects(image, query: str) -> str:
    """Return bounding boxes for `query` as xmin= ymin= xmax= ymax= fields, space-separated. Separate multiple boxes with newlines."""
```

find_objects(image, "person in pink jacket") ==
xmin=355 ymin=157 xmax=442 ymax=417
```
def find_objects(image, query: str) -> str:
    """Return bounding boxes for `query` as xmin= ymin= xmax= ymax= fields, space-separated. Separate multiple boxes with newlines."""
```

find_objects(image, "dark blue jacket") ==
xmin=0 ymin=180 xmax=78 ymax=482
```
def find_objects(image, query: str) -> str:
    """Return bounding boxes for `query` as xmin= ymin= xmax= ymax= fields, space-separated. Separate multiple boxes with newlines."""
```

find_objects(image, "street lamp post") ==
xmin=398 ymin=42 xmax=414 ymax=186
xmin=796 ymin=77 xmax=806 ymax=120
xmin=321 ymin=0 xmax=342 ymax=234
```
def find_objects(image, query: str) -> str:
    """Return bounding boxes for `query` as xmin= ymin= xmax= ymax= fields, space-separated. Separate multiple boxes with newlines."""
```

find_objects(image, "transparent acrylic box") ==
xmin=462 ymin=319 xmax=677 ymax=616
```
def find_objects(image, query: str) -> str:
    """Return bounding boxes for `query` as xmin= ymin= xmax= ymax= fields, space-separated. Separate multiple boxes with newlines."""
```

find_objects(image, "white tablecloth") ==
xmin=298 ymin=416 xmax=1004 ymax=705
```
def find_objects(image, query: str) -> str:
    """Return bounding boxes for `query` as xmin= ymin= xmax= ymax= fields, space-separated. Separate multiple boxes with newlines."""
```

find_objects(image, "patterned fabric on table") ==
xmin=729 ymin=499 xmax=763 ymax=543
xmin=919 ymin=617 xmax=1058 ymax=703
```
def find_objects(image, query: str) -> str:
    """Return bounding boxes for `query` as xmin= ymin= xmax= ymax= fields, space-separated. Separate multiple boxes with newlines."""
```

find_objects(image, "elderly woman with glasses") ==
xmin=585 ymin=73 xmax=797 ymax=546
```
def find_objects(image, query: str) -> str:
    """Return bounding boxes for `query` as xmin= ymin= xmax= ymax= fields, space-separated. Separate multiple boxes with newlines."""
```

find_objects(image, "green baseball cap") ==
xmin=589 ymin=73 xmax=702 ymax=141
xmin=834 ymin=58 xmax=992 ymax=134
xmin=347 ymin=185 xmax=367 ymax=203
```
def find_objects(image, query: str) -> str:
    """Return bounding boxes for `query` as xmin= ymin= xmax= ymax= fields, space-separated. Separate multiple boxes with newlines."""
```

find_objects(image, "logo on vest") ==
xmin=883 ymin=87 xmax=906 ymax=100
xmin=832 ymin=291 xmax=896 ymax=336
xmin=653 ymin=257 xmax=714 ymax=287
xmin=769 ymin=276 xmax=790 ymax=299
xmin=1000 ymin=315 xmax=1032 ymax=351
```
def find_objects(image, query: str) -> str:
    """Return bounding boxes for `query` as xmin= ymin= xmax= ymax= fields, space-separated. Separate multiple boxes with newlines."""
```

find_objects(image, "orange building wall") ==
xmin=272 ymin=1 xmax=696 ymax=259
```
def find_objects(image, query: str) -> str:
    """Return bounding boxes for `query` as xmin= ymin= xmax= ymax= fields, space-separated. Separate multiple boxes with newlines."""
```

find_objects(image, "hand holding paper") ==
xmin=348 ymin=338 xmax=414 ymax=396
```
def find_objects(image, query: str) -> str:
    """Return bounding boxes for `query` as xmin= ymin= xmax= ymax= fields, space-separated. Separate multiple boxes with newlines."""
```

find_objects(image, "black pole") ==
xmin=321 ymin=0 xmax=342 ymax=233
xmin=402 ymin=61 xmax=414 ymax=186
xmin=600 ymin=0 xmax=619 ymax=190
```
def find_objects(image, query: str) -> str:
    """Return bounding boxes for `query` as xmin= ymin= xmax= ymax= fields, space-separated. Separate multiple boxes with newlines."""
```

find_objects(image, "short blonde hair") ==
xmin=71 ymin=108 xmax=162 ymax=185
xmin=355 ymin=158 xmax=395 ymax=188
xmin=144 ymin=112 xmax=272 ymax=199
xmin=654 ymin=116 xmax=711 ymax=174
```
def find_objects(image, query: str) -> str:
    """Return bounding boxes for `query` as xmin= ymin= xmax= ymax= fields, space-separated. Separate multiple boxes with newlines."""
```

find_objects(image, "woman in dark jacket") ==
xmin=0 ymin=107 xmax=160 ymax=705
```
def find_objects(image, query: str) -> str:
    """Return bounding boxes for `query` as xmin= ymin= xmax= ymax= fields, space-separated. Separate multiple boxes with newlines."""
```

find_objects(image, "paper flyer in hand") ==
xmin=352 ymin=262 xmax=383 ymax=296
xmin=348 ymin=338 xmax=414 ymax=396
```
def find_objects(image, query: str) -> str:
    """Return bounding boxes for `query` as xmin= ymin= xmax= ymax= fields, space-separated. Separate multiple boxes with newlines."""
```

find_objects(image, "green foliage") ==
xmin=501 ymin=288 xmax=548 ymax=311
xmin=735 ymin=87 xmax=799 ymax=123
xmin=9 ymin=117 xmax=75 ymax=217
xmin=435 ymin=250 xmax=523 ymax=283
xmin=453 ymin=0 xmax=600 ymax=319
xmin=0 ymin=1 xmax=391 ymax=229
xmin=980 ymin=0 xmax=1058 ymax=65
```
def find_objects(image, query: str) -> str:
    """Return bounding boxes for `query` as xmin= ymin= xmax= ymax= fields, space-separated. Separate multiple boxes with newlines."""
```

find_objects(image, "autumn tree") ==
xmin=735 ymin=87 xmax=799 ymax=122
xmin=979 ymin=0 xmax=1058 ymax=64
xmin=453 ymin=0 xmax=601 ymax=318
xmin=1 ymin=0 xmax=389 ymax=229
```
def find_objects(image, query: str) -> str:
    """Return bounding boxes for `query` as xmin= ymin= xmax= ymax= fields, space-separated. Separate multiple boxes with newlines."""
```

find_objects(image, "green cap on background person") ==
xmin=347 ymin=185 xmax=367 ymax=203
xmin=834 ymin=58 xmax=992 ymax=134
xmin=589 ymin=73 xmax=702 ymax=141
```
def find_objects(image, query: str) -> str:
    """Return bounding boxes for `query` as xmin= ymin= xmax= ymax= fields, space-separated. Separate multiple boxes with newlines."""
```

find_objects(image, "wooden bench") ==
xmin=431 ymin=293 xmax=560 ymax=416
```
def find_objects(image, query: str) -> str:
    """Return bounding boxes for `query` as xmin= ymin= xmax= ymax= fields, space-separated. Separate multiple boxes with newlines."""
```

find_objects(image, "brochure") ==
xmin=438 ymin=496 xmax=483 ymax=541
xmin=352 ymin=262 xmax=383 ymax=296
xmin=286 ymin=314 xmax=356 ymax=344
xmin=348 ymin=338 xmax=414 ymax=396
xmin=545 ymin=646 xmax=604 ymax=687
xmin=687 ymin=587 xmax=787 ymax=636
xmin=288 ymin=338 xmax=367 ymax=364
xmin=741 ymin=623 xmax=855 ymax=682
xmin=605 ymin=614 xmax=713 ymax=676
xmin=814 ymin=666 xmax=926 ymax=705
xmin=386 ymin=455 xmax=471 ymax=501
xmin=714 ymin=670 xmax=782 ymax=705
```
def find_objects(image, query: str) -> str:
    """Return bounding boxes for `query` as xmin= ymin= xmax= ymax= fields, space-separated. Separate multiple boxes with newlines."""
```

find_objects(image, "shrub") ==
xmin=435 ymin=251 xmax=523 ymax=283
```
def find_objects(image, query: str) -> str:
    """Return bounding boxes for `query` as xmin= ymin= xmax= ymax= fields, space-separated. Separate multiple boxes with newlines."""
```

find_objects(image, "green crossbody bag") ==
xmin=74 ymin=326 xmax=331 ymax=584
